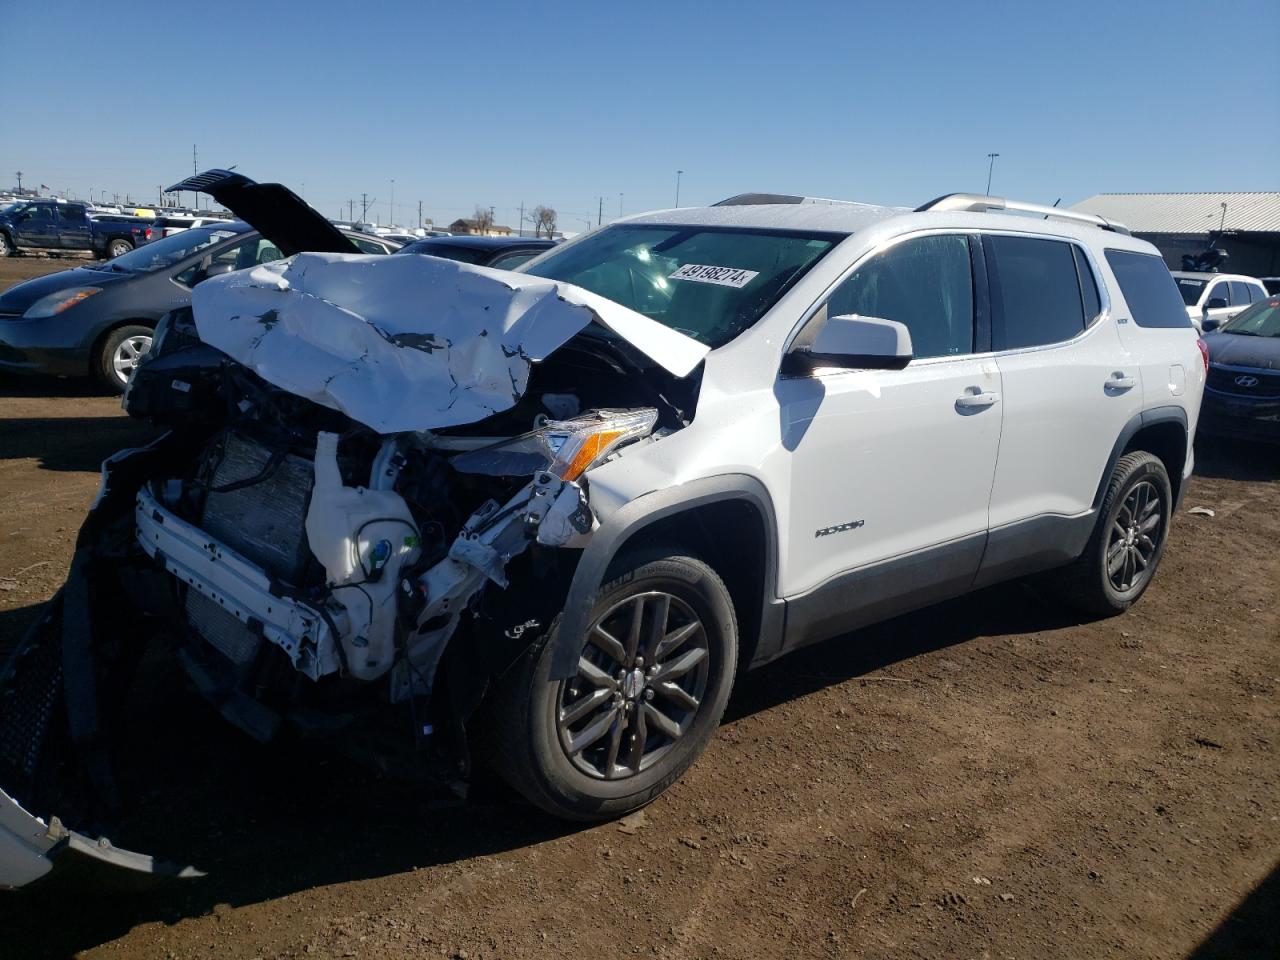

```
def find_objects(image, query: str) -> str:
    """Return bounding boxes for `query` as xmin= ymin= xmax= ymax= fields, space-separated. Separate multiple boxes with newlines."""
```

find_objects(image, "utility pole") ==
xmin=158 ymin=185 xmax=164 ymax=207
xmin=985 ymin=153 xmax=999 ymax=195
xmin=361 ymin=193 xmax=371 ymax=222
xmin=389 ymin=179 xmax=395 ymax=226
xmin=675 ymin=170 xmax=683 ymax=207
xmin=518 ymin=201 xmax=525 ymax=237
xmin=597 ymin=196 xmax=603 ymax=226
xmin=619 ymin=193 xmax=624 ymax=217
xmin=193 ymin=144 xmax=199 ymax=210
xmin=418 ymin=200 xmax=423 ymax=228
xmin=348 ymin=199 xmax=354 ymax=221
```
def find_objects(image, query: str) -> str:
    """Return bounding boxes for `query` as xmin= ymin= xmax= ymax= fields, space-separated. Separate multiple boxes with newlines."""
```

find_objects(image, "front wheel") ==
xmin=106 ymin=238 xmax=133 ymax=259
xmin=95 ymin=324 xmax=152 ymax=394
xmin=1057 ymin=451 xmax=1172 ymax=616
xmin=0 ymin=232 xmax=12 ymax=257
xmin=482 ymin=551 xmax=738 ymax=820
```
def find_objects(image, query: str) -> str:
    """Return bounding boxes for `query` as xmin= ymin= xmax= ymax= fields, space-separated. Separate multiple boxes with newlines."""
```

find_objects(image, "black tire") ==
xmin=1056 ymin=451 xmax=1172 ymax=616
xmin=481 ymin=550 xmax=738 ymax=821
xmin=95 ymin=324 xmax=153 ymax=394
xmin=107 ymin=238 xmax=133 ymax=259
xmin=0 ymin=232 xmax=12 ymax=257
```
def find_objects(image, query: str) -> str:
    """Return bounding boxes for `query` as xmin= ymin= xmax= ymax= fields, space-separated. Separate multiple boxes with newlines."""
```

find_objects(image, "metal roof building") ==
xmin=1070 ymin=192 xmax=1280 ymax=276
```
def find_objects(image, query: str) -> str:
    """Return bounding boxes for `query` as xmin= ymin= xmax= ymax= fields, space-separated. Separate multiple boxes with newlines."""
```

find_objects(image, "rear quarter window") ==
xmin=1104 ymin=250 xmax=1192 ymax=329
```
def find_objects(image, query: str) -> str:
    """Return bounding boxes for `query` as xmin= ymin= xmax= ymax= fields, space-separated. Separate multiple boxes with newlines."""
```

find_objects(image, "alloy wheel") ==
xmin=111 ymin=334 xmax=151 ymax=385
xmin=1106 ymin=479 xmax=1163 ymax=592
xmin=556 ymin=590 xmax=710 ymax=780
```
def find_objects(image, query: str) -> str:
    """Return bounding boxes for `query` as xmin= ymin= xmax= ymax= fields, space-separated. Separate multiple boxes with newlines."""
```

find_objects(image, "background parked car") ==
xmin=1199 ymin=295 xmax=1280 ymax=443
xmin=0 ymin=199 xmax=152 ymax=259
xmin=397 ymin=234 xmax=556 ymax=269
xmin=150 ymin=215 xmax=233 ymax=239
xmin=335 ymin=227 xmax=401 ymax=254
xmin=0 ymin=222 xmax=393 ymax=392
xmin=1171 ymin=271 xmax=1268 ymax=331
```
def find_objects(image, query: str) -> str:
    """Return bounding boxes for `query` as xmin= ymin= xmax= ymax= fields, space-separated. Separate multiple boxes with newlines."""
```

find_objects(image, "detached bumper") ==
xmin=1 ymin=786 xmax=202 ymax=890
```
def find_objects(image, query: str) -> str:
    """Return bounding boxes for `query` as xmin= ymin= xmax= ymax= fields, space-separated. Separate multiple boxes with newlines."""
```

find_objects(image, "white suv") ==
xmin=1172 ymin=270 xmax=1269 ymax=331
xmin=0 ymin=177 xmax=1205 ymax=885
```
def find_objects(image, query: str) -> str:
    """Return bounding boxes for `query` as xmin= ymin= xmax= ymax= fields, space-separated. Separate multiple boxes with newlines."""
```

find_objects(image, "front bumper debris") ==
xmin=1 ymin=785 xmax=203 ymax=890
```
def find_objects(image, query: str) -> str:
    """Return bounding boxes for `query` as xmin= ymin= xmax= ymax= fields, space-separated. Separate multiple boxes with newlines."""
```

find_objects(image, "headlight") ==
xmin=450 ymin=408 xmax=659 ymax=480
xmin=23 ymin=286 xmax=103 ymax=318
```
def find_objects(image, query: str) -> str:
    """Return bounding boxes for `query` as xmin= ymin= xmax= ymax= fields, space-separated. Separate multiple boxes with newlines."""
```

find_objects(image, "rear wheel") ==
xmin=1057 ymin=451 xmax=1171 ymax=616
xmin=107 ymin=238 xmax=132 ymax=259
xmin=482 ymin=551 xmax=738 ymax=820
xmin=0 ymin=232 xmax=12 ymax=257
xmin=95 ymin=324 xmax=152 ymax=394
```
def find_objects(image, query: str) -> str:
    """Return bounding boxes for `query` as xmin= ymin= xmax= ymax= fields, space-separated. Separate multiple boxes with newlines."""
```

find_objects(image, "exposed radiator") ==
xmin=185 ymin=589 xmax=261 ymax=667
xmin=200 ymin=433 xmax=314 ymax=582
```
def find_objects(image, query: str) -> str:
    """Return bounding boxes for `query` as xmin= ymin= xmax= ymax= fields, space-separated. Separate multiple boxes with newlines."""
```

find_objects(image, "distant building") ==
xmin=447 ymin=218 xmax=514 ymax=237
xmin=1071 ymin=192 xmax=1280 ymax=277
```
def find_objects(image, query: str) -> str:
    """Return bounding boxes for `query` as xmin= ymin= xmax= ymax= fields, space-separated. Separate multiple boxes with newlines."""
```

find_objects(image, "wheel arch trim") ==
xmin=548 ymin=473 xmax=782 ymax=681
xmin=1094 ymin=405 xmax=1189 ymax=511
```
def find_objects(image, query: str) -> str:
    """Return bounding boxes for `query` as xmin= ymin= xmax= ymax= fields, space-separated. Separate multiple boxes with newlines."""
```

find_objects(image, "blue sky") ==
xmin=2 ymin=0 xmax=1276 ymax=229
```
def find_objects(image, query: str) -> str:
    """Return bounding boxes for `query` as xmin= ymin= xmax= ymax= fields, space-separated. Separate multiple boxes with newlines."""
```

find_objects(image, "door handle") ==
xmin=1106 ymin=374 xmax=1138 ymax=391
xmin=955 ymin=391 xmax=999 ymax=410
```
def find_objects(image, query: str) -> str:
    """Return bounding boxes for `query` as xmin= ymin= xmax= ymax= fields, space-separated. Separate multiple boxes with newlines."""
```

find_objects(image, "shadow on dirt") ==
xmin=0 ymin=416 xmax=157 ymax=473
xmin=0 ymin=577 xmax=1086 ymax=956
xmin=1186 ymin=858 xmax=1280 ymax=959
xmin=0 ymin=374 xmax=110 ymax=400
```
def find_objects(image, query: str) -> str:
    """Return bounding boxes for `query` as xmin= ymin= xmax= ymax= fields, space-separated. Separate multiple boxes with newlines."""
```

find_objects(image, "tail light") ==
xmin=1195 ymin=337 xmax=1209 ymax=374
xmin=144 ymin=227 xmax=153 ymax=241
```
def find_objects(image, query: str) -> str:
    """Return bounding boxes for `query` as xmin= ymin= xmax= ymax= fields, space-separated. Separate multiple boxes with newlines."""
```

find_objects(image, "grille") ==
xmin=201 ymin=432 xmax=314 ymax=581
xmin=0 ymin=624 xmax=63 ymax=782
xmin=186 ymin=589 xmax=261 ymax=666
xmin=1206 ymin=366 xmax=1280 ymax=399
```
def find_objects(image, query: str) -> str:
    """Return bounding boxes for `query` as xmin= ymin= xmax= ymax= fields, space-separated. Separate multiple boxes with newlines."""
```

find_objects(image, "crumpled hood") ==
xmin=192 ymin=252 xmax=709 ymax=434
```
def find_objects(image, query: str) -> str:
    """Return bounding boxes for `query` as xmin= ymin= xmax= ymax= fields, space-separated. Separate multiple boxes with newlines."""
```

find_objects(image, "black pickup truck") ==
xmin=0 ymin=200 xmax=152 ymax=259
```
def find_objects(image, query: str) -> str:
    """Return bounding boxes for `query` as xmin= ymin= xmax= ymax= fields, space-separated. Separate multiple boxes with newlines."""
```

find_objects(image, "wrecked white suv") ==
xmin=1 ymin=175 xmax=1204 ymax=887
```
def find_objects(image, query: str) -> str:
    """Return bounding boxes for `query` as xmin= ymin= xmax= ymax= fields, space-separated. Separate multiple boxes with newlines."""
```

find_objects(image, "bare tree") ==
xmin=531 ymin=205 xmax=557 ymax=239
xmin=472 ymin=205 xmax=495 ymax=235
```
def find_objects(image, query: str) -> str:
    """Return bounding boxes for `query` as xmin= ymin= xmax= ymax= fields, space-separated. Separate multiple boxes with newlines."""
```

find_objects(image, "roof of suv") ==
xmin=623 ymin=201 xmax=906 ymax=234
xmin=1170 ymin=272 xmax=1261 ymax=281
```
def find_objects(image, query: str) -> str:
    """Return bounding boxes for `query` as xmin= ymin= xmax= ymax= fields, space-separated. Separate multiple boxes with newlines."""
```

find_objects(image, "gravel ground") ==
xmin=0 ymin=256 xmax=1276 ymax=959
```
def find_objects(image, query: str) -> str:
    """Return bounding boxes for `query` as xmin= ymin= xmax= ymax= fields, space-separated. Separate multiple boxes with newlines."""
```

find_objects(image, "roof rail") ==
xmin=915 ymin=193 xmax=1131 ymax=235
xmin=712 ymin=193 xmax=871 ymax=208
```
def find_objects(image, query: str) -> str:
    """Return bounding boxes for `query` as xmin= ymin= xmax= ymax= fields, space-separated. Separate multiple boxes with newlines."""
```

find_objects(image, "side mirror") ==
xmin=1205 ymin=297 xmax=1228 ymax=310
xmin=1201 ymin=315 xmax=1222 ymax=332
xmin=783 ymin=314 xmax=913 ymax=376
xmin=194 ymin=261 xmax=235 ymax=284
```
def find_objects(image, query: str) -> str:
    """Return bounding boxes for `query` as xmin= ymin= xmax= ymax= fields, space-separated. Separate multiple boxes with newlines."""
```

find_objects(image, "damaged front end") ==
xmin=1 ymin=252 xmax=703 ymax=889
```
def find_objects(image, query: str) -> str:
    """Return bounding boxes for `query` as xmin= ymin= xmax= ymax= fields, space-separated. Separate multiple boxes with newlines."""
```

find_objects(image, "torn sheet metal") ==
xmin=191 ymin=253 xmax=709 ymax=435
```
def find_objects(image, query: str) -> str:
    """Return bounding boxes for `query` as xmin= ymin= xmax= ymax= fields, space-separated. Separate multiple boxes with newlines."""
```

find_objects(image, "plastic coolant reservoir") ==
xmin=305 ymin=431 xmax=420 ymax=681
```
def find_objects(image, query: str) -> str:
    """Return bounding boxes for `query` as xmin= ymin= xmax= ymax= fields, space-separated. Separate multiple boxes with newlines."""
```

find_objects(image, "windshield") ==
xmin=1175 ymin=276 xmax=1206 ymax=305
xmin=1219 ymin=298 xmax=1280 ymax=337
xmin=98 ymin=225 xmax=243 ymax=272
xmin=0 ymin=201 xmax=26 ymax=217
xmin=522 ymin=224 xmax=842 ymax=347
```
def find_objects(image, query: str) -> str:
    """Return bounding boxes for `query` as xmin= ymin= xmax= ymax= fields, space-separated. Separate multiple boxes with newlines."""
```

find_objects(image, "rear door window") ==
xmin=1103 ymin=250 xmax=1191 ymax=328
xmin=985 ymin=235 xmax=1086 ymax=349
xmin=1229 ymin=281 xmax=1253 ymax=306
xmin=57 ymin=203 xmax=86 ymax=222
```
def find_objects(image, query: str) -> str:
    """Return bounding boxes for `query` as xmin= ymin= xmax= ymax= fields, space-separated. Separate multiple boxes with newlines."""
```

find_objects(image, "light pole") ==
xmin=675 ymin=170 xmax=683 ymax=207
xmin=389 ymin=179 xmax=395 ymax=227
xmin=579 ymin=217 xmax=592 ymax=233
xmin=985 ymin=153 xmax=1000 ymax=196
xmin=619 ymin=192 xmax=624 ymax=217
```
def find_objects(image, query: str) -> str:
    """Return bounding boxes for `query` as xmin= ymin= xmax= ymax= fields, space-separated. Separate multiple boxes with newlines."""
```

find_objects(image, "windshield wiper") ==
xmin=1223 ymin=329 xmax=1258 ymax=336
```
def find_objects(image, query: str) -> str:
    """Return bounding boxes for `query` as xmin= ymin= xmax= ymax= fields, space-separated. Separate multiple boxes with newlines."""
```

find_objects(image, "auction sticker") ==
xmin=669 ymin=264 xmax=759 ymax=288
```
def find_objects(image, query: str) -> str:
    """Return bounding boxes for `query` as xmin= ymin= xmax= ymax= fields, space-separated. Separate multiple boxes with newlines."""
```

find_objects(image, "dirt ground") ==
xmin=0 ymin=256 xmax=1277 ymax=959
